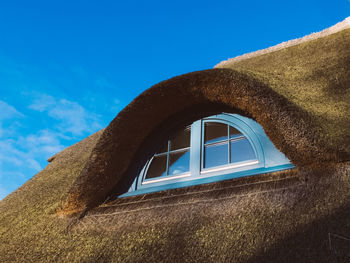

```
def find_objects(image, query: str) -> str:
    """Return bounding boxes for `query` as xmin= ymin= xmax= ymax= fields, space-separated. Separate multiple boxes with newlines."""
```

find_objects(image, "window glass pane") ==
xmin=230 ymin=138 xmax=256 ymax=163
xmin=169 ymin=150 xmax=190 ymax=175
xmin=204 ymin=122 xmax=228 ymax=144
xmin=204 ymin=142 xmax=228 ymax=168
xmin=145 ymin=155 xmax=167 ymax=179
xmin=170 ymin=126 xmax=191 ymax=151
xmin=156 ymin=141 xmax=168 ymax=154
xmin=229 ymin=126 xmax=243 ymax=139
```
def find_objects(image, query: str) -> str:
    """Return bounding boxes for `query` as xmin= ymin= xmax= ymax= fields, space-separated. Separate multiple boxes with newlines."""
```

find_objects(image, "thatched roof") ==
xmin=1 ymin=19 xmax=350 ymax=262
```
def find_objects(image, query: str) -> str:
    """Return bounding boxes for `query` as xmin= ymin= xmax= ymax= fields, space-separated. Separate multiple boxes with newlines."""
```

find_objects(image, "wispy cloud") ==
xmin=17 ymin=129 xmax=65 ymax=157
xmin=1 ymin=95 xmax=103 ymax=178
xmin=29 ymin=94 xmax=103 ymax=136
xmin=0 ymin=126 xmax=67 ymax=199
xmin=28 ymin=94 xmax=56 ymax=112
xmin=48 ymin=99 xmax=102 ymax=136
xmin=0 ymin=185 xmax=9 ymax=200
xmin=0 ymin=130 xmax=64 ymax=172
xmin=111 ymin=98 xmax=122 ymax=113
xmin=0 ymin=100 xmax=24 ymax=139
xmin=0 ymin=100 xmax=66 ymax=199
xmin=27 ymin=158 xmax=42 ymax=171
xmin=0 ymin=100 xmax=24 ymax=120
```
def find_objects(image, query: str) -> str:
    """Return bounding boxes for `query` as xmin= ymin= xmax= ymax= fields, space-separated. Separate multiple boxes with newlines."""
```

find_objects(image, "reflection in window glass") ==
xmin=204 ymin=142 xmax=228 ymax=168
xmin=157 ymin=142 xmax=168 ymax=154
xmin=204 ymin=122 xmax=227 ymax=144
xmin=170 ymin=126 xmax=191 ymax=150
xmin=230 ymin=138 xmax=256 ymax=163
xmin=203 ymin=122 xmax=257 ymax=169
xmin=229 ymin=126 xmax=243 ymax=139
xmin=146 ymin=126 xmax=191 ymax=180
xmin=145 ymin=155 xmax=167 ymax=179
xmin=169 ymin=150 xmax=190 ymax=175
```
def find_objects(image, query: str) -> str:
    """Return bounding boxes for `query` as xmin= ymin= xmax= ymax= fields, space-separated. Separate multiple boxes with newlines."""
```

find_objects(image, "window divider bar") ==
xmin=166 ymin=140 xmax=170 ymax=176
xmin=230 ymin=135 xmax=246 ymax=142
xmin=203 ymin=135 xmax=245 ymax=147
xmin=155 ymin=147 xmax=190 ymax=157
xmin=168 ymin=147 xmax=190 ymax=154
xmin=204 ymin=140 xmax=229 ymax=147
xmin=154 ymin=152 xmax=167 ymax=157
xmin=228 ymin=125 xmax=231 ymax=164
xmin=204 ymin=138 xmax=228 ymax=146
xmin=190 ymin=120 xmax=201 ymax=176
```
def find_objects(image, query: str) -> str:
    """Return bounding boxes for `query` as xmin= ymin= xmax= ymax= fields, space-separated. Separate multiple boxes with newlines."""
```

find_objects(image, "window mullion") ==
xmin=227 ymin=125 xmax=231 ymax=164
xmin=166 ymin=140 xmax=170 ymax=175
xmin=190 ymin=120 xmax=202 ymax=176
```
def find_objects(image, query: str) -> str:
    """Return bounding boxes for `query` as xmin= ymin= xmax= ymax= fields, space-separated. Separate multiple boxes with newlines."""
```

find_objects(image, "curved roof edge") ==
xmin=215 ymin=17 xmax=350 ymax=67
xmin=60 ymin=68 xmax=342 ymax=215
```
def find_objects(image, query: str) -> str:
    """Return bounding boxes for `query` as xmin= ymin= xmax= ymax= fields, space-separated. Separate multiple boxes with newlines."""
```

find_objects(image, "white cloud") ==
xmin=28 ymin=94 xmax=103 ymax=136
xmin=0 ymin=101 xmax=24 ymax=139
xmin=0 ymin=100 xmax=23 ymax=120
xmin=0 ymin=185 xmax=9 ymax=200
xmin=0 ymin=129 xmax=63 ymax=201
xmin=0 ymin=129 xmax=65 ymax=181
xmin=0 ymin=140 xmax=25 ymax=171
xmin=110 ymin=98 xmax=123 ymax=113
xmin=27 ymin=159 xmax=42 ymax=172
xmin=17 ymin=129 xmax=65 ymax=157
xmin=0 ymin=100 xmax=24 ymax=138
xmin=48 ymin=99 xmax=101 ymax=136
xmin=28 ymin=94 xmax=56 ymax=112
xmin=22 ymin=129 xmax=59 ymax=147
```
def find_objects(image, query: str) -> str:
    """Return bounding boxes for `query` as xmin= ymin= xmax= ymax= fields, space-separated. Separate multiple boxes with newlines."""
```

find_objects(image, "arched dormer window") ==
xmin=119 ymin=113 xmax=294 ymax=197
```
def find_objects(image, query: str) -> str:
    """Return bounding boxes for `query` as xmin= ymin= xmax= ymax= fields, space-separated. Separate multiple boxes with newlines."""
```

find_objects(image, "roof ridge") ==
xmin=215 ymin=17 xmax=350 ymax=67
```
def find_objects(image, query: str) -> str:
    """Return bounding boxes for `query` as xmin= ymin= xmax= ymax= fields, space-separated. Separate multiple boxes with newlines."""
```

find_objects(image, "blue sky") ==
xmin=0 ymin=1 xmax=349 ymax=200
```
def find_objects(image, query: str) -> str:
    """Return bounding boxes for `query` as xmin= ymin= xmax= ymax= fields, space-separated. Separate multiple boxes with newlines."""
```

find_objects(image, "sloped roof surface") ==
xmin=216 ymin=26 xmax=350 ymax=157
xmin=1 ymin=21 xmax=350 ymax=262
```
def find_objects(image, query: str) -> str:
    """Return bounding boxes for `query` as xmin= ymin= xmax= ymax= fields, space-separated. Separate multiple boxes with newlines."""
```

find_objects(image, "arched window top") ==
xmin=144 ymin=125 xmax=191 ymax=182
xmin=201 ymin=114 xmax=264 ymax=172
xmin=118 ymin=113 xmax=293 ymax=197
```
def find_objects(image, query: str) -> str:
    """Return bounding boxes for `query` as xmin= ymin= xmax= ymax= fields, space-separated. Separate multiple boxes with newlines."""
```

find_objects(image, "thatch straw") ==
xmin=216 ymin=17 xmax=350 ymax=67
